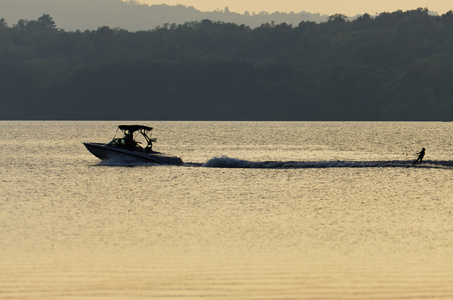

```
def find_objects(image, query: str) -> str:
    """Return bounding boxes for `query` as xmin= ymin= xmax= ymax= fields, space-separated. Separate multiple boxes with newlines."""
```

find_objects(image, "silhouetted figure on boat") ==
xmin=414 ymin=148 xmax=425 ymax=164
xmin=124 ymin=131 xmax=135 ymax=150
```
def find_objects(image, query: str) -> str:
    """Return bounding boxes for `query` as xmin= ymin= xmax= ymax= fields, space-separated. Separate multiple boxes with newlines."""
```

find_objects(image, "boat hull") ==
xmin=83 ymin=143 xmax=182 ymax=165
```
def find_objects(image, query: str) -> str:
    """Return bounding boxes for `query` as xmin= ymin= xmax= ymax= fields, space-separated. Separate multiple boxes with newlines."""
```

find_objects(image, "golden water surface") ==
xmin=1 ymin=121 xmax=453 ymax=299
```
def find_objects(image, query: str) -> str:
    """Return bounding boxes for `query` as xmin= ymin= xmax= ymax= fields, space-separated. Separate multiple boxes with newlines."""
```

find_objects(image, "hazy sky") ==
xmin=137 ymin=0 xmax=451 ymax=15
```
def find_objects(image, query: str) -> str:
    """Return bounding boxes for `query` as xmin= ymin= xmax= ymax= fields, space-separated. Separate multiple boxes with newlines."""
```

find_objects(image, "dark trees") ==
xmin=1 ymin=9 xmax=453 ymax=120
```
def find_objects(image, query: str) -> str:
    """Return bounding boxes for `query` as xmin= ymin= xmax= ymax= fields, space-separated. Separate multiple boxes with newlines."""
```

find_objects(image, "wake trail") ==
xmin=94 ymin=155 xmax=453 ymax=169
xmin=196 ymin=156 xmax=453 ymax=169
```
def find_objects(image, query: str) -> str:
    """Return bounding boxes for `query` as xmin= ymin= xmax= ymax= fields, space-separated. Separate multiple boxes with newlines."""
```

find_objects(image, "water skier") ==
xmin=413 ymin=148 xmax=425 ymax=164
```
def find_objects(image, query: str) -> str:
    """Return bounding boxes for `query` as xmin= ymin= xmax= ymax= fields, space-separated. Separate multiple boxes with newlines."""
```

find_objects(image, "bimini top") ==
xmin=118 ymin=125 xmax=153 ymax=133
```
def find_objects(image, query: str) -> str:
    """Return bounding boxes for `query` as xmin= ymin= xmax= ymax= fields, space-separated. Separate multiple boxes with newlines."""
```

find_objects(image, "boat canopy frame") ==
xmin=117 ymin=125 xmax=156 ymax=151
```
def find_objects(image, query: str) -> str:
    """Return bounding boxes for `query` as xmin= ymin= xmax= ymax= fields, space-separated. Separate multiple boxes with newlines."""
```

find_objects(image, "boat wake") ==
xmin=94 ymin=155 xmax=453 ymax=169
xmin=200 ymin=156 xmax=453 ymax=169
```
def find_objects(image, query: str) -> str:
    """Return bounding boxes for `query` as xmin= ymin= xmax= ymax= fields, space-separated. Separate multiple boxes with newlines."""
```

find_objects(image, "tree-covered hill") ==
xmin=0 ymin=0 xmax=327 ymax=31
xmin=1 ymin=8 xmax=453 ymax=120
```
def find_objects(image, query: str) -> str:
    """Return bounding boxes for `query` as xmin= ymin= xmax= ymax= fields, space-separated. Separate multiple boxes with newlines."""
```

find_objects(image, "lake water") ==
xmin=1 ymin=121 xmax=453 ymax=299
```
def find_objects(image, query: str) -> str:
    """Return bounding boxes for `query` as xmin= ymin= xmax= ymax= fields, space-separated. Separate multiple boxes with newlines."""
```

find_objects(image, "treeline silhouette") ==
xmin=1 ymin=8 xmax=453 ymax=120
xmin=0 ymin=0 xmax=328 ymax=31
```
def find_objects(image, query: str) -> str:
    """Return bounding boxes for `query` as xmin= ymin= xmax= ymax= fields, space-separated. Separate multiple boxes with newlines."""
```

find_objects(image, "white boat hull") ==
xmin=84 ymin=143 xmax=182 ymax=165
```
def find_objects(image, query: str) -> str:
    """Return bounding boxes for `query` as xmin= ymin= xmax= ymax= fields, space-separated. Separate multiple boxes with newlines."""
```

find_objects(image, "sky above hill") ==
xmin=137 ymin=0 xmax=451 ymax=15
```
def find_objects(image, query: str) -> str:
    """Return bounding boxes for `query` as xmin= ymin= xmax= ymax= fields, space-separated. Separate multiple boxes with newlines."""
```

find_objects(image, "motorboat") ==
xmin=84 ymin=125 xmax=183 ymax=165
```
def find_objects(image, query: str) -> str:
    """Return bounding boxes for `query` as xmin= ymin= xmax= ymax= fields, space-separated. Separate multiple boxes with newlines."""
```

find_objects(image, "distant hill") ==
xmin=1 ymin=8 xmax=453 ymax=121
xmin=0 ymin=0 xmax=328 ymax=31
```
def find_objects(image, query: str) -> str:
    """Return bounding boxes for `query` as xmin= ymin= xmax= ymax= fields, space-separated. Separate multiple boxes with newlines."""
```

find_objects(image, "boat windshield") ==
xmin=107 ymin=137 xmax=144 ymax=150
xmin=107 ymin=138 xmax=126 ymax=147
